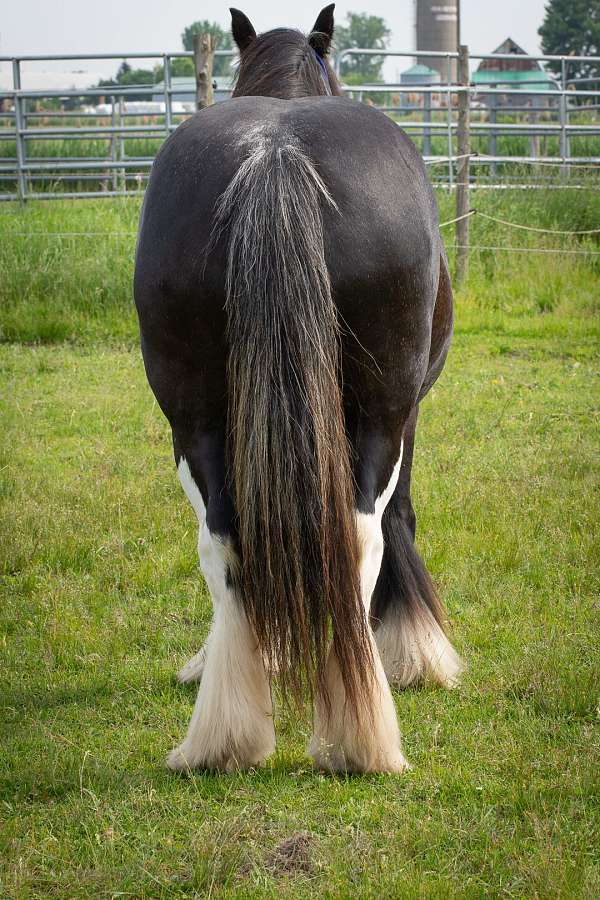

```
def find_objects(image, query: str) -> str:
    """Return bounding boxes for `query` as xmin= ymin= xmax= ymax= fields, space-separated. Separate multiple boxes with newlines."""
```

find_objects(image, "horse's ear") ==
xmin=308 ymin=4 xmax=335 ymax=56
xmin=230 ymin=8 xmax=257 ymax=53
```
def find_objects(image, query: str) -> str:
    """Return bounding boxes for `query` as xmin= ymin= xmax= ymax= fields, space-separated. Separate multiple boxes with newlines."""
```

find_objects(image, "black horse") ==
xmin=134 ymin=5 xmax=461 ymax=774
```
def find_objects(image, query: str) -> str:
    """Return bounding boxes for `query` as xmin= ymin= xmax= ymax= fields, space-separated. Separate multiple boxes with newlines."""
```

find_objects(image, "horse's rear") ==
xmin=134 ymin=7 xmax=461 ymax=774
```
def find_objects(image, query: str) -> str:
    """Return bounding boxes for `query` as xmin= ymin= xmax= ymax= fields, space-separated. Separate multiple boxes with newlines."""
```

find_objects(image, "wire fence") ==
xmin=5 ymin=207 xmax=599 ymax=256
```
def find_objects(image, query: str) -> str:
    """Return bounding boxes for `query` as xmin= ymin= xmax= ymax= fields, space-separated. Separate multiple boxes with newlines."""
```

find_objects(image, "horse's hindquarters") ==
xmin=134 ymin=96 xmax=456 ymax=774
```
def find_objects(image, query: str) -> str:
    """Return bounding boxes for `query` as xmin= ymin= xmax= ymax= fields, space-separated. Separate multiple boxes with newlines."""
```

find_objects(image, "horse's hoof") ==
xmin=166 ymin=746 xmax=193 ymax=773
xmin=309 ymin=737 xmax=411 ymax=775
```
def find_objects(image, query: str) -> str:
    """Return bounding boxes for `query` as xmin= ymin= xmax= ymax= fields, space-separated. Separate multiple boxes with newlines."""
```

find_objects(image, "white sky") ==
xmin=0 ymin=1 xmax=549 ymax=87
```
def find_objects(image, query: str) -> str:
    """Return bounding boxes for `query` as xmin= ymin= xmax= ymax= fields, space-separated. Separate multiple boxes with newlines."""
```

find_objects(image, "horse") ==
xmin=134 ymin=4 xmax=462 ymax=774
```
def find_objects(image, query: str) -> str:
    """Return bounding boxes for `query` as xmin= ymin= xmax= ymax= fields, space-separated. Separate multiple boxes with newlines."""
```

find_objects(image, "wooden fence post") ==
xmin=194 ymin=33 xmax=215 ymax=110
xmin=455 ymin=44 xmax=471 ymax=286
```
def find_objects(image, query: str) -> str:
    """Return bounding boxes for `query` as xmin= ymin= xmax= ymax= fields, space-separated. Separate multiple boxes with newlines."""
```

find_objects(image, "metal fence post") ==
xmin=446 ymin=54 xmax=453 ymax=188
xmin=489 ymin=85 xmax=497 ymax=178
xmin=22 ymin=95 xmax=28 ymax=144
xmin=194 ymin=34 xmax=215 ymax=110
xmin=423 ymin=89 xmax=432 ymax=157
xmin=163 ymin=55 xmax=172 ymax=136
xmin=118 ymin=95 xmax=126 ymax=192
xmin=560 ymin=57 xmax=568 ymax=180
xmin=455 ymin=44 xmax=471 ymax=286
xmin=12 ymin=58 xmax=27 ymax=202
xmin=110 ymin=94 xmax=118 ymax=192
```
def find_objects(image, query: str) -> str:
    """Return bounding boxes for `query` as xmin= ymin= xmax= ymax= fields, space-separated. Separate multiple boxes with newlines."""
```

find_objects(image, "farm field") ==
xmin=1 ymin=191 xmax=599 ymax=897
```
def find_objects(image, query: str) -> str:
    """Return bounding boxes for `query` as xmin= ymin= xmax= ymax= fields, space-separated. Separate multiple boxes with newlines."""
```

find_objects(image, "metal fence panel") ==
xmin=1 ymin=47 xmax=599 ymax=200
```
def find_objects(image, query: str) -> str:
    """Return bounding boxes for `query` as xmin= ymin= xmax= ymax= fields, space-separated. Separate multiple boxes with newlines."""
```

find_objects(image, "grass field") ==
xmin=1 ymin=189 xmax=599 ymax=897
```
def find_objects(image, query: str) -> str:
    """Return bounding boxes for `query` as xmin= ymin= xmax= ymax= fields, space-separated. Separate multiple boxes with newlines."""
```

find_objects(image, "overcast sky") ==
xmin=0 ymin=1 xmax=549 ymax=85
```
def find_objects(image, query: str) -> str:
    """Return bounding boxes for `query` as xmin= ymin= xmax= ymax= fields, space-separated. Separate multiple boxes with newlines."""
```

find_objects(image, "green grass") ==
xmin=1 ymin=194 xmax=599 ymax=896
xmin=1 ymin=187 xmax=599 ymax=345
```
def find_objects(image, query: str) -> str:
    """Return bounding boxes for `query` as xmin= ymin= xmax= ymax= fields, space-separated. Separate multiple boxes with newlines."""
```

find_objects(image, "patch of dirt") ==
xmin=265 ymin=831 xmax=315 ymax=875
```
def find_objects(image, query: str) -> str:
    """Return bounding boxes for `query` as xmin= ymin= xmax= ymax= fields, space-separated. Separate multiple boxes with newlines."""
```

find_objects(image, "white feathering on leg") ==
xmin=376 ymin=603 xmax=463 ymax=689
xmin=170 ymin=459 xmax=274 ymax=771
xmin=167 ymin=531 xmax=275 ymax=772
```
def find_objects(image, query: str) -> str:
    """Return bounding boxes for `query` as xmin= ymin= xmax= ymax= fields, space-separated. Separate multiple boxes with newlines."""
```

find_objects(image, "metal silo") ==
xmin=416 ymin=1 xmax=459 ymax=81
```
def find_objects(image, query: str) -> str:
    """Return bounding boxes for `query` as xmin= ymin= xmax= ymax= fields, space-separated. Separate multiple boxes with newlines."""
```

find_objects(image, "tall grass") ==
xmin=1 ymin=185 xmax=598 ymax=344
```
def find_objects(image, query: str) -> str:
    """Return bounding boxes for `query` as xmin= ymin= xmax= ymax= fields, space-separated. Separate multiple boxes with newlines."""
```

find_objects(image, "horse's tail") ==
xmin=212 ymin=140 xmax=373 ymax=719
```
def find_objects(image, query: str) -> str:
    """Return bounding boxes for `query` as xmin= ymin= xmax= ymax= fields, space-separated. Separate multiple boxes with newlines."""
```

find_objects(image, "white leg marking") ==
xmin=310 ymin=444 xmax=410 ymax=774
xmin=167 ymin=523 xmax=275 ymax=772
xmin=356 ymin=448 xmax=403 ymax=609
xmin=177 ymin=457 xmax=206 ymax=528
xmin=175 ymin=458 xmax=210 ymax=684
xmin=175 ymin=457 xmax=282 ymax=687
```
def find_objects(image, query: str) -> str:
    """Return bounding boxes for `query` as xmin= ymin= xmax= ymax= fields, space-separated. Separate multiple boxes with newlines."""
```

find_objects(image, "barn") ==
xmin=473 ymin=38 xmax=558 ymax=108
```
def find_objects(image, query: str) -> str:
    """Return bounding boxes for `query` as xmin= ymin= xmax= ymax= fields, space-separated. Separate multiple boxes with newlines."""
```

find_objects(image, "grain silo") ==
xmin=416 ymin=1 xmax=459 ymax=80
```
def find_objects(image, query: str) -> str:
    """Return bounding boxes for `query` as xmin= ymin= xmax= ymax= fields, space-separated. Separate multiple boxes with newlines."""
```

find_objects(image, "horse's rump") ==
xmin=136 ymin=95 xmax=442 ymax=414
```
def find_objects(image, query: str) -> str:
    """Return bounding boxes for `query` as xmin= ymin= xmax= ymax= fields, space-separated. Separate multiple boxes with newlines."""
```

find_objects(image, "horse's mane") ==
xmin=232 ymin=28 xmax=342 ymax=99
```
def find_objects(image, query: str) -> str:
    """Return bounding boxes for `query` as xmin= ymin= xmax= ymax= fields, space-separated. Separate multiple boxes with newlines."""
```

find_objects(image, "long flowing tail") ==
xmin=212 ymin=140 xmax=373 ymax=718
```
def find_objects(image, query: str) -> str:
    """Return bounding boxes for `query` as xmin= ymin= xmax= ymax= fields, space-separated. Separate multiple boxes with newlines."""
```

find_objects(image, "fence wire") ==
xmin=5 ymin=209 xmax=599 ymax=258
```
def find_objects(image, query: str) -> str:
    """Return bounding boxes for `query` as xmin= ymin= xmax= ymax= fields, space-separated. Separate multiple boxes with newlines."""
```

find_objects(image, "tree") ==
xmin=539 ymin=0 xmax=600 ymax=80
xmin=152 ymin=57 xmax=196 ymax=83
xmin=91 ymin=60 xmax=155 ymax=102
xmin=181 ymin=20 xmax=234 ymax=77
xmin=335 ymin=11 xmax=391 ymax=82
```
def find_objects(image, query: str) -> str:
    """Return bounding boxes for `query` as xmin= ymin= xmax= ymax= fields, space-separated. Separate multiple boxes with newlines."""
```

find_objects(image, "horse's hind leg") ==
xmin=372 ymin=406 xmax=462 ymax=689
xmin=309 ymin=435 xmax=409 ymax=774
xmin=168 ymin=447 xmax=275 ymax=773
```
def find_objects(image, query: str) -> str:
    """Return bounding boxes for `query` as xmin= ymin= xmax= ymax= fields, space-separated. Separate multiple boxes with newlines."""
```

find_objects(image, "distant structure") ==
xmin=399 ymin=63 xmax=441 ymax=108
xmin=473 ymin=38 xmax=558 ymax=108
xmin=416 ymin=1 xmax=459 ymax=81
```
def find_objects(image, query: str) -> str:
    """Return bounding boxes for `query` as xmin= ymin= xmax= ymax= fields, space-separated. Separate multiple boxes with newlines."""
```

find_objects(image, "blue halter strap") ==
xmin=313 ymin=50 xmax=332 ymax=95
